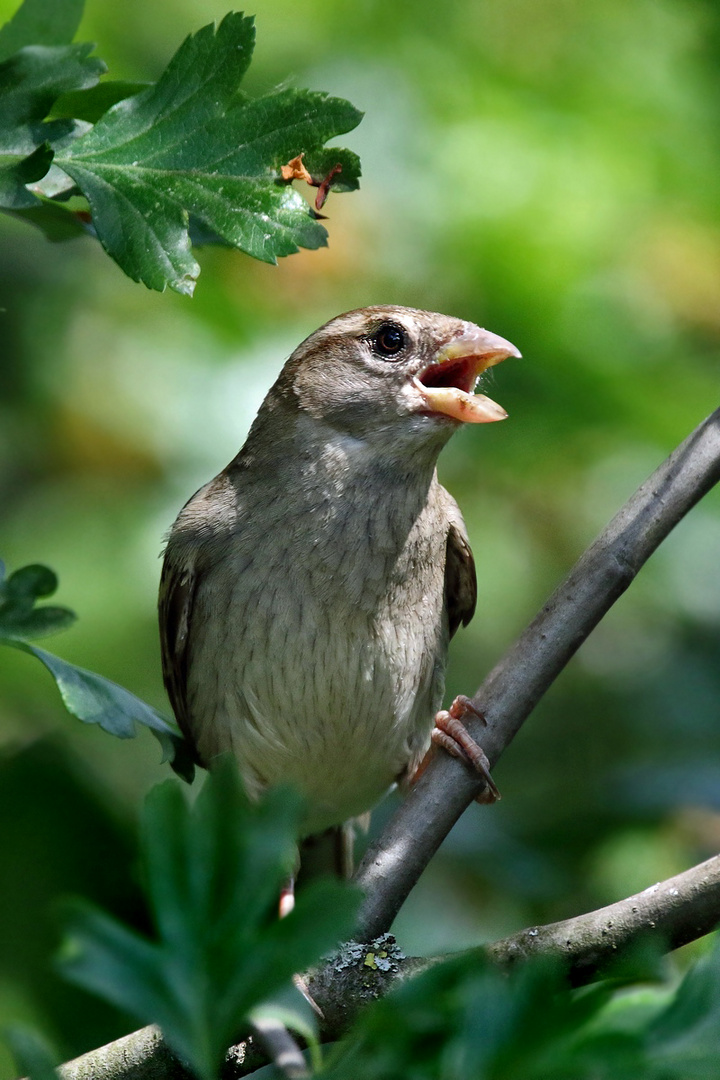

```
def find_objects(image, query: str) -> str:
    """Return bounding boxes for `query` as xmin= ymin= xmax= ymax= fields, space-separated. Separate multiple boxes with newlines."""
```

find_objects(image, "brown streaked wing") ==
xmin=444 ymin=517 xmax=477 ymax=639
xmin=158 ymin=552 xmax=201 ymax=760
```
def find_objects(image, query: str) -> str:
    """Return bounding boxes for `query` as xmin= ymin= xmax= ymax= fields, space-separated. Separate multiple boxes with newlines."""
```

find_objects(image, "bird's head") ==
xmin=282 ymin=306 xmax=520 ymax=449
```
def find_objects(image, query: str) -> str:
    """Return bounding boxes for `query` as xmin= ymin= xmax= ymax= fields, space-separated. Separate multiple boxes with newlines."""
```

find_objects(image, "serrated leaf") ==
xmin=0 ymin=12 xmax=360 ymax=287
xmin=60 ymin=763 xmax=361 ymax=1080
xmin=321 ymin=951 xmax=651 ymax=1080
xmin=0 ymin=0 xmax=85 ymax=63
xmin=60 ymin=901 xmax=176 ymax=1028
xmin=51 ymin=12 xmax=362 ymax=293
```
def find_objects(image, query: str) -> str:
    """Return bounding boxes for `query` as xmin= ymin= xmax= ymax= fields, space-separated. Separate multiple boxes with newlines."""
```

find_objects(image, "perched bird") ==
xmin=159 ymin=306 xmax=520 ymax=855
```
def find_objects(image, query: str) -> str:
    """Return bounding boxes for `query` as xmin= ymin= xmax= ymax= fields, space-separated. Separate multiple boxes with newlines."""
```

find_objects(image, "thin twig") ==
xmin=249 ymin=1019 xmax=308 ymax=1079
xmin=354 ymin=406 xmax=720 ymax=941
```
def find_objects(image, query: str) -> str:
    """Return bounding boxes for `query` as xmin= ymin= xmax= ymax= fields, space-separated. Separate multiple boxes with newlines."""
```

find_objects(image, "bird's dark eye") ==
xmin=371 ymin=322 xmax=407 ymax=359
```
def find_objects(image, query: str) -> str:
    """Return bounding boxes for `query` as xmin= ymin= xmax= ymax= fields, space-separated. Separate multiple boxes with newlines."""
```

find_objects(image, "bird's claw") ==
xmin=431 ymin=696 xmax=500 ymax=803
xmin=447 ymin=693 xmax=486 ymax=724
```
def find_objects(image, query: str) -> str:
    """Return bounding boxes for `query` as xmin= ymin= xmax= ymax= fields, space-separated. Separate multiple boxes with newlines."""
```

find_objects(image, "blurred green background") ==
xmin=1 ymin=0 xmax=720 ymax=1071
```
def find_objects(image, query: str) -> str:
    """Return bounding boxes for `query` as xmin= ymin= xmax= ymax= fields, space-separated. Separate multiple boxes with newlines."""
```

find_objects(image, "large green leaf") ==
xmin=54 ymin=13 xmax=362 ymax=293
xmin=60 ymin=763 xmax=361 ymax=1080
xmin=5 ymin=639 xmax=176 ymax=740
xmin=0 ymin=4 xmax=362 ymax=291
xmin=0 ymin=40 xmax=102 ymax=128
xmin=3 ymin=638 xmax=193 ymax=779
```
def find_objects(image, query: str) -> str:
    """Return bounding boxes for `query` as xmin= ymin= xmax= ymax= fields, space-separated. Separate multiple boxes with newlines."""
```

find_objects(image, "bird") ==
xmin=159 ymin=306 xmax=520 ymax=870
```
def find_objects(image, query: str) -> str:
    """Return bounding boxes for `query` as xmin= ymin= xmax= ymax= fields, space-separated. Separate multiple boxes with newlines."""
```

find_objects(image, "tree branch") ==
xmin=58 ymin=850 xmax=720 ymax=1080
xmin=57 ymin=1026 xmax=182 ymax=1080
xmin=354 ymin=406 xmax=720 ymax=941
xmin=308 ymin=851 xmax=720 ymax=1035
xmin=484 ymin=850 xmax=720 ymax=980
xmin=52 ymin=406 xmax=720 ymax=1080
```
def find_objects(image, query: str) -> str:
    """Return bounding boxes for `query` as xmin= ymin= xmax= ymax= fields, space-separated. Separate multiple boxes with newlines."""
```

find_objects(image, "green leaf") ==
xmin=0 ymin=41 xmax=104 ymax=207
xmin=60 ymin=901 xmax=178 ymax=1031
xmin=51 ymin=80 xmax=148 ymax=123
xmin=0 ymin=560 xmax=76 ymax=638
xmin=60 ymin=763 xmax=361 ymax=1080
xmin=8 ymin=199 xmax=88 ymax=239
xmin=3 ymin=1026 xmax=59 ymax=1080
xmin=0 ymin=140 xmax=52 ymax=207
xmin=321 ymin=937 xmax=720 ymax=1080
xmin=0 ymin=0 xmax=85 ymax=63
xmin=2 ymin=638 xmax=189 ymax=778
xmin=52 ymin=12 xmax=361 ymax=293
xmin=645 ymin=937 xmax=720 ymax=1078
xmin=0 ymin=42 xmax=103 ymax=128
xmin=3 ymin=639 xmax=173 ymax=738
xmin=0 ymin=12 xmax=360 ymax=288
xmin=322 ymin=951 xmax=648 ymax=1080
xmin=1 ymin=559 xmax=56 ymax=598
xmin=0 ymin=605 xmax=76 ymax=638
xmin=0 ymin=559 xmax=192 ymax=778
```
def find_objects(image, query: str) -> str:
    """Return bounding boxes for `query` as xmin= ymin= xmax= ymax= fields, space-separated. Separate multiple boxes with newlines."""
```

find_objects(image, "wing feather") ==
xmin=158 ymin=548 xmax=200 ymax=758
xmin=442 ymin=496 xmax=477 ymax=638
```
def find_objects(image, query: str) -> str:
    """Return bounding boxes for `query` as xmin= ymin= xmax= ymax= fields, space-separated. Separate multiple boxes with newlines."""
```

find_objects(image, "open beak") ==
xmin=412 ymin=326 xmax=521 ymax=423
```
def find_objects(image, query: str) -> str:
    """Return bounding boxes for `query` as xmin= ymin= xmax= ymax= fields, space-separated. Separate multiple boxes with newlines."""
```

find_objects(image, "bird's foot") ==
xmin=431 ymin=695 xmax=500 ymax=804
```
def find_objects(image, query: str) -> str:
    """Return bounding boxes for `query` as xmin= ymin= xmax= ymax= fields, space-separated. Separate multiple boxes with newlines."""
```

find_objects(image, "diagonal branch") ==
xmin=354 ymin=406 xmax=720 ymax=941
xmin=51 ymin=406 xmax=720 ymax=1080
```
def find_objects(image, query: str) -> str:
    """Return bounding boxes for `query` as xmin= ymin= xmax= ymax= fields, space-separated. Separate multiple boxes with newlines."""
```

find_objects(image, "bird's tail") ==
xmin=298 ymin=813 xmax=370 ymax=882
